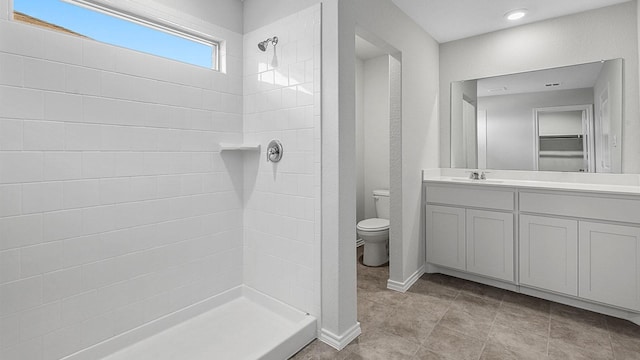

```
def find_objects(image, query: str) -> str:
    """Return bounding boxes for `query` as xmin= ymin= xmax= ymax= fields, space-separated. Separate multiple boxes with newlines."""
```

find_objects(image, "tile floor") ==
xmin=291 ymin=248 xmax=640 ymax=359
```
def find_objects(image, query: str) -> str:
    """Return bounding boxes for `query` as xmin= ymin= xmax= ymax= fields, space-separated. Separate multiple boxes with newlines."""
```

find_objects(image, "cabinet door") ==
xmin=426 ymin=205 xmax=466 ymax=270
xmin=466 ymin=209 xmax=514 ymax=282
xmin=519 ymin=215 xmax=578 ymax=296
xmin=579 ymin=222 xmax=640 ymax=311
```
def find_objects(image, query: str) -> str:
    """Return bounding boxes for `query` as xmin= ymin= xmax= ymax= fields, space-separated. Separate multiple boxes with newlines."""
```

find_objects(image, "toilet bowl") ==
xmin=357 ymin=190 xmax=390 ymax=266
xmin=357 ymin=218 xmax=389 ymax=266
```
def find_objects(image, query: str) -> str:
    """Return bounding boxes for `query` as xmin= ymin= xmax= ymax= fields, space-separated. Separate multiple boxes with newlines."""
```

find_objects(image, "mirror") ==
xmin=450 ymin=59 xmax=623 ymax=173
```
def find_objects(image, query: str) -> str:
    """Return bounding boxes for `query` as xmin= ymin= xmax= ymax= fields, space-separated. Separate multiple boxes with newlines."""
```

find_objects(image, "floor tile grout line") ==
xmin=545 ymin=300 xmax=552 ymax=357
xmin=418 ymin=289 xmax=460 ymax=355
xmin=604 ymin=317 xmax=617 ymax=360
xmin=476 ymin=296 xmax=504 ymax=360
xmin=421 ymin=290 xmax=457 ymax=347
xmin=426 ymin=288 xmax=502 ymax=358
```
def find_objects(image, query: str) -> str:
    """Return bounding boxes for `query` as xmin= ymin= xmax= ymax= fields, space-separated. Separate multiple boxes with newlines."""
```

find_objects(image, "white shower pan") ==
xmin=68 ymin=286 xmax=316 ymax=360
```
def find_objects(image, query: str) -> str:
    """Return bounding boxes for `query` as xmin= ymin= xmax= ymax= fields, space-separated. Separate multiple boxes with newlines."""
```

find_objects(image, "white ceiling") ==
xmin=477 ymin=61 xmax=604 ymax=97
xmin=390 ymin=0 xmax=631 ymax=43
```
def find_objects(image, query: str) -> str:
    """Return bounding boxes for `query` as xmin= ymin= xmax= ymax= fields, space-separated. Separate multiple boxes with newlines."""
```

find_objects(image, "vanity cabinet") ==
xmin=579 ymin=221 xmax=640 ymax=311
xmin=520 ymin=190 xmax=640 ymax=312
xmin=425 ymin=185 xmax=515 ymax=282
xmin=423 ymin=178 xmax=640 ymax=324
xmin=466 ymin=210 xmax=514 ymax=282
xmin=519 ymin=215 xmax=578 ymax=296
xmin=425 ymin=205 xmax=465 ymax=270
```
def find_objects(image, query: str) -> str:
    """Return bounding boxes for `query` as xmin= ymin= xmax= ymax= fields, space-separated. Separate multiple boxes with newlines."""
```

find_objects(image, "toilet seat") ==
xmin=357 ymin=218 xmax=389 ymax=231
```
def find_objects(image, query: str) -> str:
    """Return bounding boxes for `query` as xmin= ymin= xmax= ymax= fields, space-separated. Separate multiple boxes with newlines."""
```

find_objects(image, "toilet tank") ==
xmin=373 ymin=189 xmax=390 ymax=219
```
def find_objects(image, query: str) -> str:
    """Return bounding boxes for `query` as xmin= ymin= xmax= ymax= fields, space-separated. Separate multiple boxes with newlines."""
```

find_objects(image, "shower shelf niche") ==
xmin=219 ymin=143 xmax=261 ymax=151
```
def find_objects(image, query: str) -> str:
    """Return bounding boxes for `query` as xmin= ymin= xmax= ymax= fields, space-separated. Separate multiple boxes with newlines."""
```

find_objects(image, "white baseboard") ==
xmin=386 ymin=264 xmax=425 ymax=293
xmin=318 ymin=322 xmax=362 ymax=350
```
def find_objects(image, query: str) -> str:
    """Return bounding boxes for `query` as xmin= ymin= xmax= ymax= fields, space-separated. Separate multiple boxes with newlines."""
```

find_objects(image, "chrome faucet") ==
xmin=468 ymin=170 xmax=488 ymax=180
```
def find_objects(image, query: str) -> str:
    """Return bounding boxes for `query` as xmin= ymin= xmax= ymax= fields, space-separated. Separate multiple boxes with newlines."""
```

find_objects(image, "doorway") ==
xmin=354 ymin=33 xmax=401 ymax=288
xmin=534 ymin=105 xmax=594 ymax=172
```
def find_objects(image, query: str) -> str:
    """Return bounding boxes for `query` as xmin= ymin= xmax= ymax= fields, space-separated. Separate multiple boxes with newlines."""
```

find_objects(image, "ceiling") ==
xmin=390 ymin=0 xmax=631 ymax=43
xmin=477 ymin=61 xmax=604 ymax=97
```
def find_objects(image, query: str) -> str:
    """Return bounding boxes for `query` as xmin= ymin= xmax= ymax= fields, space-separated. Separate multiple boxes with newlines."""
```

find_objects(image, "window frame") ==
xmin=11 ymin=0 xmax=221 ymax=70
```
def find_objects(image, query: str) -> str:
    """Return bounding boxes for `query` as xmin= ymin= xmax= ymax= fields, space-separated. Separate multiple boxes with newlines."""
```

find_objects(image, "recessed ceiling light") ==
xmin=505 ymin=9 xmax=527 ymax=21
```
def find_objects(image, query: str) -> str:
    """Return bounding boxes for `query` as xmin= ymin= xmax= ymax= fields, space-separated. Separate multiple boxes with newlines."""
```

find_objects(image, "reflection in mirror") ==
xmin=535 ymin=105 xmax=593 ymax=172
xmin=450 ymin=59 xmax=623 ymax=173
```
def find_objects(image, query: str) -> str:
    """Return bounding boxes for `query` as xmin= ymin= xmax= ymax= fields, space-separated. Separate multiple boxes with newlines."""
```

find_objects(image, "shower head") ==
xmin=258 ymin=36 xmax=278 ymax=52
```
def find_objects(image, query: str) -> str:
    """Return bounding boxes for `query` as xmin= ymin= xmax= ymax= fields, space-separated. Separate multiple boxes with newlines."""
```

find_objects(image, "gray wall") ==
xmin=363 ymin=55 xmax=391 ymax=219
xmin=355 ymin=58 xmax=365 ymax=223
xmin=356 ymin=55 xmax=392 ymax=223
xmin=345 ymin=0 xmax=440 ymax=290
xmin=440 ymin=1 xmax=640 ymax=173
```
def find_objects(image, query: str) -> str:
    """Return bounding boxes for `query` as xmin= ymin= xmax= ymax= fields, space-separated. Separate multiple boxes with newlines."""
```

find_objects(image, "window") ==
xmin=13 ymin=0 xmax=218 ymax=70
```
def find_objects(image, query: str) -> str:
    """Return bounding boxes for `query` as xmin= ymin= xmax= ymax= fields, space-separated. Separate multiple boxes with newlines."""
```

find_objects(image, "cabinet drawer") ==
xmin=520 ymin=191 xmax=640 ymax=224
xmin=425 ymin=184 xmax=514 ymax=211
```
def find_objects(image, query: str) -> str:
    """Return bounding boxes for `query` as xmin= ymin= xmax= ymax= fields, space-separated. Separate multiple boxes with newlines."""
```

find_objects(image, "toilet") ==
xmin=357 ymin=189 xmax=390 ymax=266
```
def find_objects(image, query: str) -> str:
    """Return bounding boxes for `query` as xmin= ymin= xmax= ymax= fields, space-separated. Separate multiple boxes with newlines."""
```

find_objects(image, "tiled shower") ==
xmin=243 ymin=5 xmax=321 ymax=318
xmin=0 ymin=4 xmax=321 ymax=359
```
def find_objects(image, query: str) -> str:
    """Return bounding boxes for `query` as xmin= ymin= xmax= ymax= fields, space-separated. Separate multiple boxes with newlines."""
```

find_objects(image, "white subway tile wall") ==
xmin=242 ymin=5 xmax=321 ymax=318
xmin=0 ymin=16 xmax=245 ymax=360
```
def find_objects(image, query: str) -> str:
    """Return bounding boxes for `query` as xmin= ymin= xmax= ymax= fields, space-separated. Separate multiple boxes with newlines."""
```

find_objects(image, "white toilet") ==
xmin=357 ymin=189 xmax=390 ymax=266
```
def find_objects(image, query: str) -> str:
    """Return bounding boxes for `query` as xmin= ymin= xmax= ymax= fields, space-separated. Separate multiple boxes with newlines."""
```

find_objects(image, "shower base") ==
xmin=68 ymin=286 xmax=316 ymax=360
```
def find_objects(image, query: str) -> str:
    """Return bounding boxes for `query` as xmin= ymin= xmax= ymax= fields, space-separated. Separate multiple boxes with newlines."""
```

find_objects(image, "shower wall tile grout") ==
xmin=242 ymin=4 xmax=322 ymax=320
xmin=0 ymin=13 xmax=245 ymax=360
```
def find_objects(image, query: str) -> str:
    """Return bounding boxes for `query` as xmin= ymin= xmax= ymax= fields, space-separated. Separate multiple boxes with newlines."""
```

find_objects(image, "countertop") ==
xmin=422 ymin=169 xmax=640 ymax=196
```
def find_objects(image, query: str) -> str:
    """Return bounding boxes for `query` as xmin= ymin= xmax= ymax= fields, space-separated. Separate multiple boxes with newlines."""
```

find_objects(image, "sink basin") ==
xmin=446 ymin=178 xmax=504 ymax=184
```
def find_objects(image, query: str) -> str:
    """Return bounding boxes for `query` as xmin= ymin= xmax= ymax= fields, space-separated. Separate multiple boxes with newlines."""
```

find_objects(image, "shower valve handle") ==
xmin=266 ymin=140 xmax=283 ymax=163
xmin=267 ymin=147 xmax=278 ymax=161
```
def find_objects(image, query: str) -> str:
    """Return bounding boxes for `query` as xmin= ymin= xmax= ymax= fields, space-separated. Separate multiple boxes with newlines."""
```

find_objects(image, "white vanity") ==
xmin=423 ymin=169 xmax=640 ymax=325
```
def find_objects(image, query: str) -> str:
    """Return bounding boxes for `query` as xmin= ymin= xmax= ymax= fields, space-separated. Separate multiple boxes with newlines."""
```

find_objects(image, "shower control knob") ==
xmin=266 ymin=140 xmax=283 ymax=162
